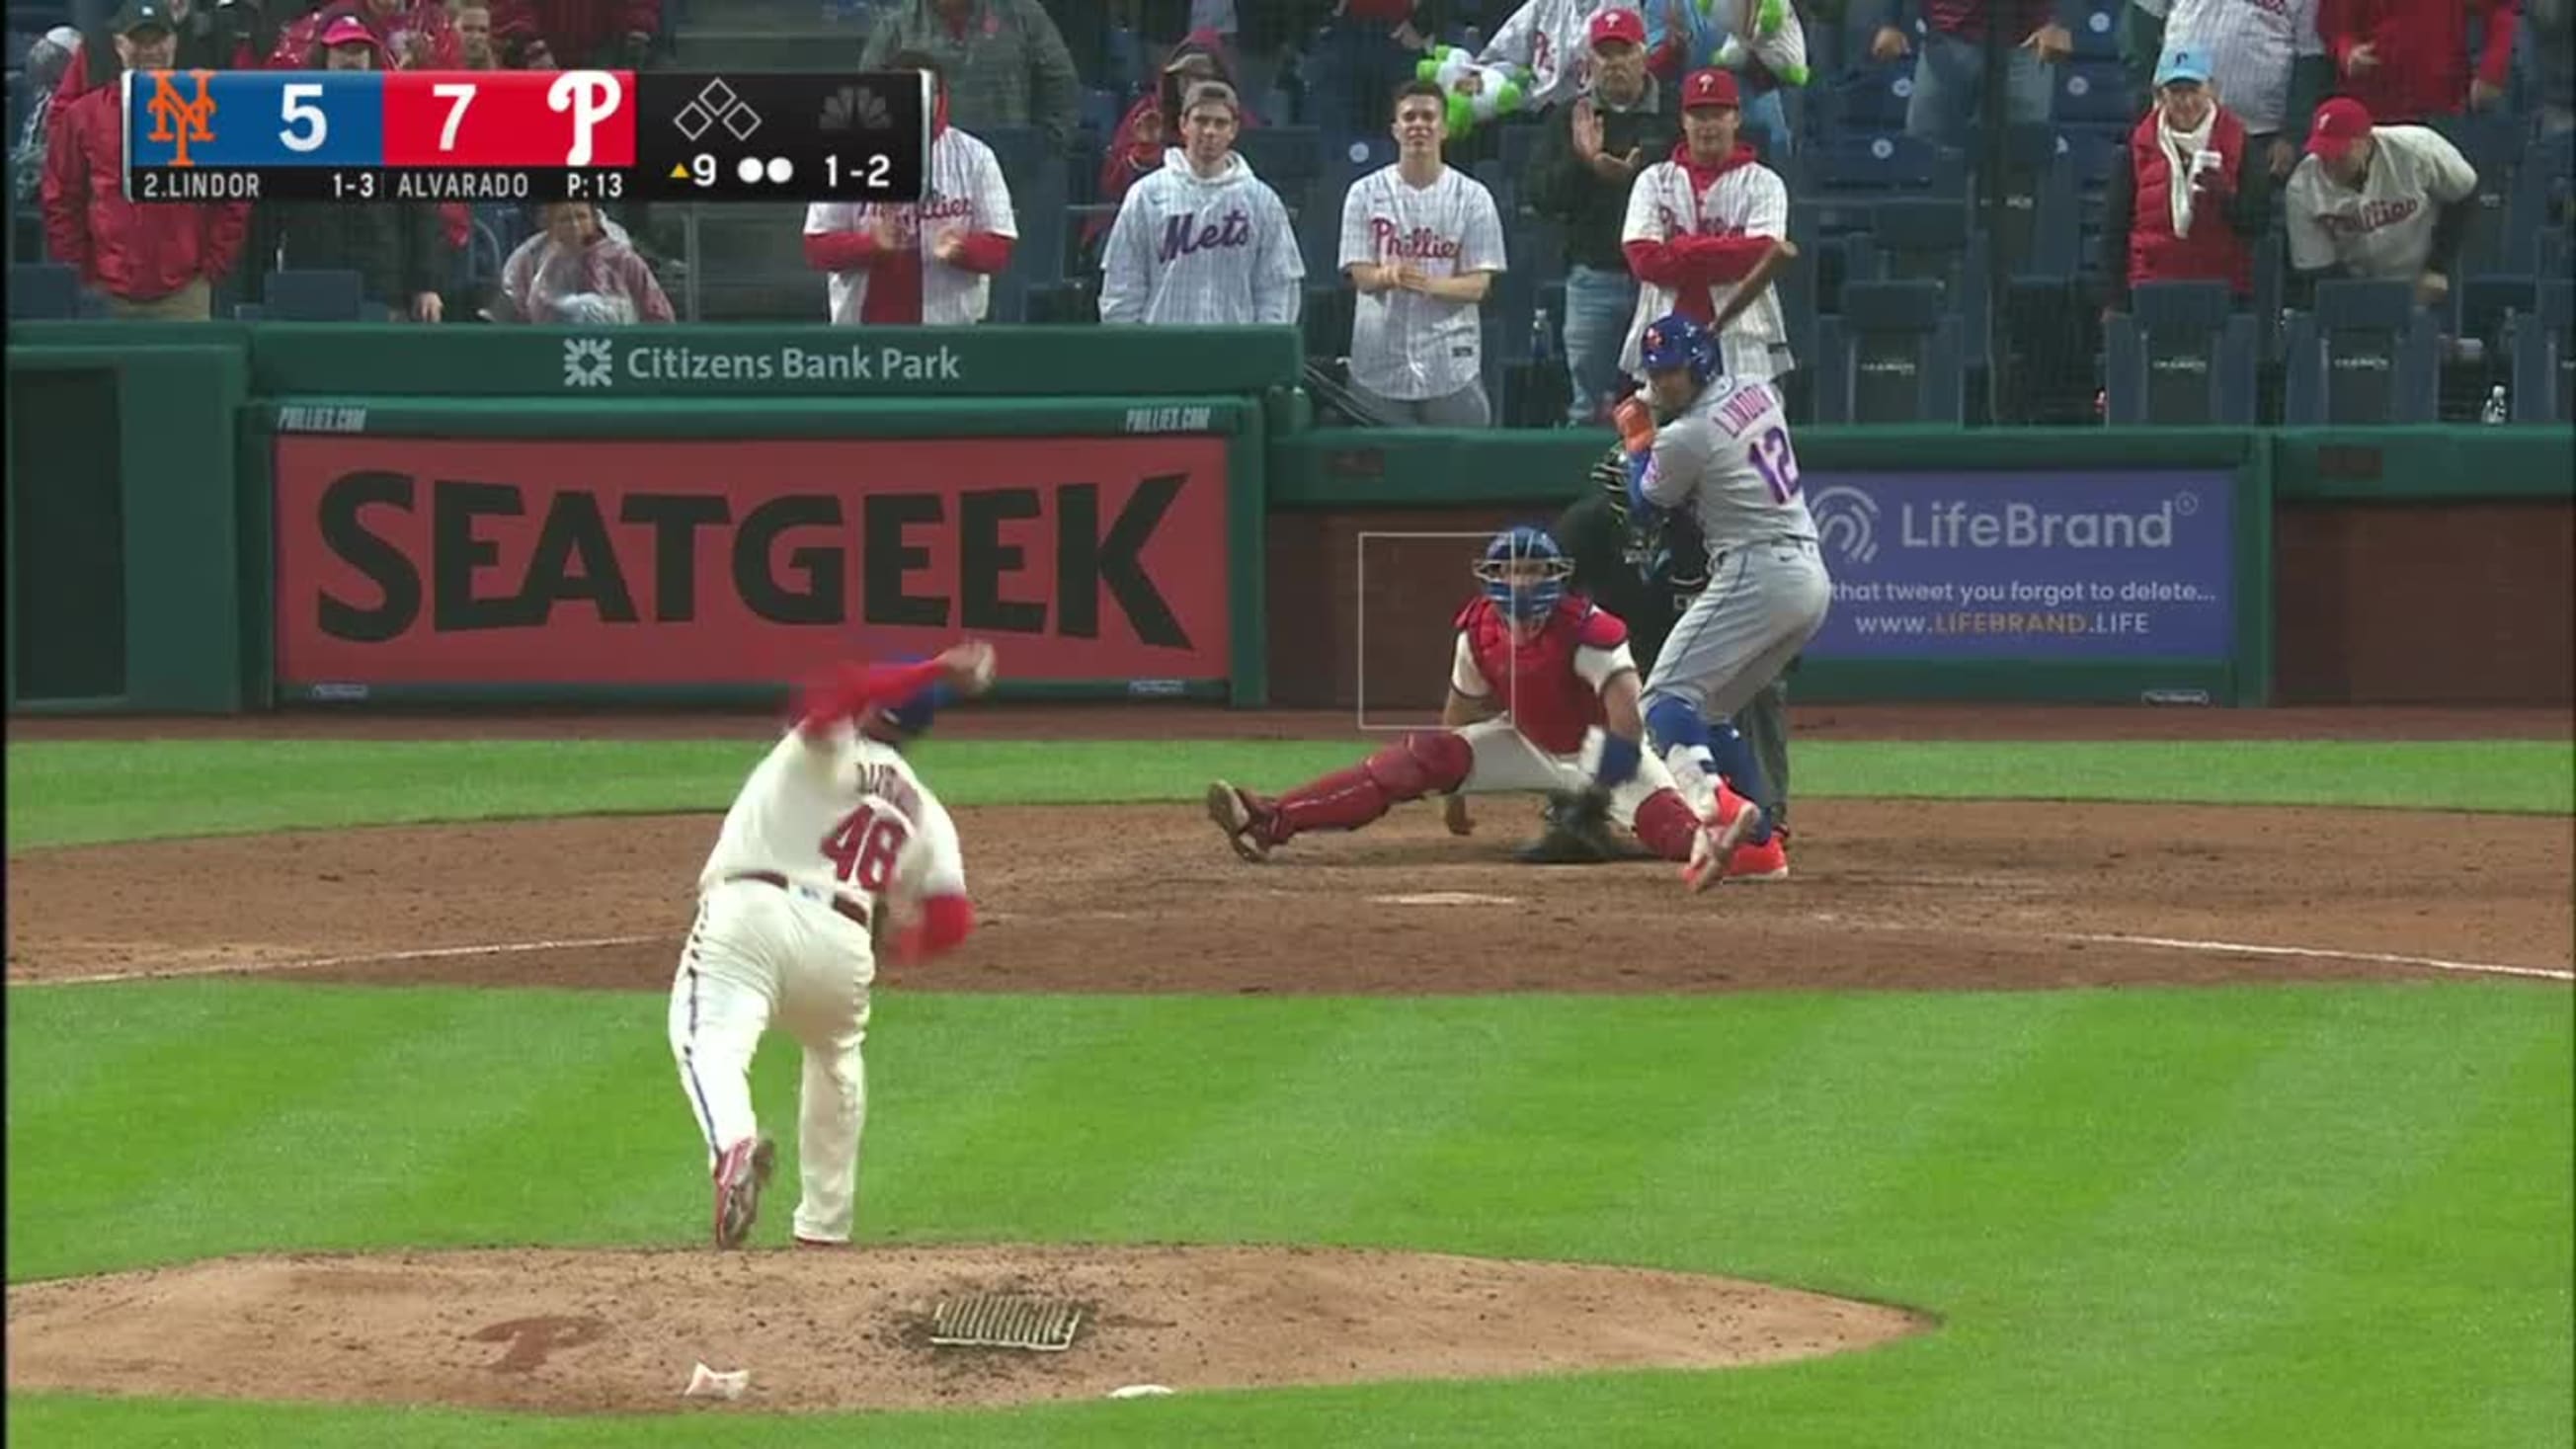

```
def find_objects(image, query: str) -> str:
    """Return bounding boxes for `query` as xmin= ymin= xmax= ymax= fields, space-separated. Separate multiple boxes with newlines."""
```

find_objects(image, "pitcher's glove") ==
xmin=1514 ymin=786 xmax=1621 ymax=865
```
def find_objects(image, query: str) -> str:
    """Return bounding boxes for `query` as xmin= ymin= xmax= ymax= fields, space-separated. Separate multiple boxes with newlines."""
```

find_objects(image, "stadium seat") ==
xmin=979 ymin=126 xmax=1067 ymax=323
xmin=2426 ymin=116 xmax=2519 ymax=281
xmin=1499 ymin=120 xmax=1547 ymax=185
xmin=1865 ymin=197 xmax=1988 ymax=361
xmin=1297 ymin=176 xmax=1345 ymax=287
xmin=2504 ymin=130 xmax=2575 ymax=272
xmin=1797 ymin=132 xmax=1968 ymax=201
xmin=1986 ymin=125 xmax=2080 ymax=282
xmin=2250 ymin=225 xmax=2287 ymax=361
xmin=2103 ymin=282 xmax=2258 ymax=425
xmin=2508 ymin=279 xmax=2573 ymax=423
xmin=2456 ymin=274 xmax=2531 ymax=354
xmin=9 ymin=261 xmax=78 ymax=319
xmin=2281 ymin=280 xmax=2443 ymax=424
xmin=1826 ymin=67 xmax=1912 ymax=130
xmin=1813 ymin=279 xmax=1964 ymax=423
xmin=261 ymin=268 xmax=366 ymax=321
xmin=2068 ymin=0 xmax=2122 ymax=58
xmin=2056 ymin=61 xmax=2133 ymax=124
xmin=1237 ymin=125 xmax=1325 ymax=196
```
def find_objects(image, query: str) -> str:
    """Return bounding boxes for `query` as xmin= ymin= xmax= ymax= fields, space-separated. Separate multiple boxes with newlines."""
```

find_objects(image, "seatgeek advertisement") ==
xmin=1800 ymin=470 xmax=2236 ymax=660
xmin=270 ymin=436 xmax=1232 ymax=689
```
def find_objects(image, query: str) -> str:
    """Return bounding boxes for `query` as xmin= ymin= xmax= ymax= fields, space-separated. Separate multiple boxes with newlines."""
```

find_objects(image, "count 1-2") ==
xmin=826 ymin=153 xmax=894 ymax=191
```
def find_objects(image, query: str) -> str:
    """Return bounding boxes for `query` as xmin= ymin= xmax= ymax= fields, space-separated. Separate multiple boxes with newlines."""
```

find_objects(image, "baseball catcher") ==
xmin=1206 ymin=524 xmax=1756 ymax=886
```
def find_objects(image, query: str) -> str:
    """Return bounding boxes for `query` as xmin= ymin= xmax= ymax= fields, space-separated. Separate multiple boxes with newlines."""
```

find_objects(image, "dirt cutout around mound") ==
xmin=4 ymin=1246 xmax=1927 ymax=1414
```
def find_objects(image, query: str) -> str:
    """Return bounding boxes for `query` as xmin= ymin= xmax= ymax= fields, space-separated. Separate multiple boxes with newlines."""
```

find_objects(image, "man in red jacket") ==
xmin=41 ymin=0 xmax=250 ymax=320
xmin=2099 ymin=46 xmax=2271 ymax=315
xmin=2318 ymin=0 xmax=2516 ymax=122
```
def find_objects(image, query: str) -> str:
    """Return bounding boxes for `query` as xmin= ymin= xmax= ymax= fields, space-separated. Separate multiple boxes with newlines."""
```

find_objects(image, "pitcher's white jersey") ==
xmin=697 ymin=724 xmax=967 ymax=920
xmin=1638 ymin=377 xmax=1816 ymax=551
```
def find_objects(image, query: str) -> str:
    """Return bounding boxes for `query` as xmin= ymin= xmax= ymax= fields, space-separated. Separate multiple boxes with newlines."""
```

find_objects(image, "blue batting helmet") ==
xmin=1474 ymin=524 xmax=1574 ymax=623
xmin=1638 ymin=311 xmax=1720 ymax=385
xmin=872 ymin=656 xmax=953 ymax=740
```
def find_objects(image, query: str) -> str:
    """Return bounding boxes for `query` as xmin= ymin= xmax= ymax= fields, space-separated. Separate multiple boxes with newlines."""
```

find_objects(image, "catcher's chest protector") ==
xmin=1458 ymin=598 xmax=1606 ymax=756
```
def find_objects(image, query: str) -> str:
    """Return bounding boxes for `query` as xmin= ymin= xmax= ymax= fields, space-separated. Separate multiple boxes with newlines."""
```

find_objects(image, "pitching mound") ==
xmin=4 ymin=1245 xmax=1926 ymax=1413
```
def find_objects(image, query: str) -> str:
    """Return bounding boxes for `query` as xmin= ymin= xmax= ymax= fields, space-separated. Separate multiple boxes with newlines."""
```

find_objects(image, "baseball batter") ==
xmin=1099 ymin=79 xmax=1305 ymax=327
xmin=1206 ymin=524 xmax=1756 ymax=885
xmin=1620 ymin=66 xmax=1795 ymax=385
xmin=672 ymin=642 xmax=994 ymax=1250
xmin=1624 ymin=311 xmax=1827 ymax=889
xmin=802 ymin=52 xmax=1017 ymax=326
xmin=1338 ymin=78 xmax=1509 ymax=427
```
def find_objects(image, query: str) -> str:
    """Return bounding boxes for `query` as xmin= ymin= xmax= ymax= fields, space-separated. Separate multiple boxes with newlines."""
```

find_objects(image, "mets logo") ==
xmin=145 ymin=71 xmax=217 ymax=168
xmin=562 ymin=338 xmax=614 ymax=388
xmin=1806 ymin=485 xmax=1881 ymax=565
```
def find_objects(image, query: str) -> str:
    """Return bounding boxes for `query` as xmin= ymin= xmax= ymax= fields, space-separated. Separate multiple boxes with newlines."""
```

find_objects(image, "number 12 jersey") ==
xmin=1637 ymin=377 xmax=1816 ymax=553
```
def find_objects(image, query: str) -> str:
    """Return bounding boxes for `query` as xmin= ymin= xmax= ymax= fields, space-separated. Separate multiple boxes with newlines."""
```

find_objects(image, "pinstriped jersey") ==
xmin=699 ymin=724 xmax=966 ymax=913
xmin=1098 ymin=148 xmax=1305 ymax=326
xmin=2136 ymin=0 xmax=2325 ymax=133
xmin=804 ymin=124 xmax=1017 ymax=327
xmin=1619 ymin=152 xmax=1792 ymax=383
xmin=1338 ymin=164 xmax=1508 ymax=400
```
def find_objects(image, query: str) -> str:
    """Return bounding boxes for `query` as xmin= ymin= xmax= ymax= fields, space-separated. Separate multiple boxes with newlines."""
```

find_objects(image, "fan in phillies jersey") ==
xmin=675 ymin=642 xmax=993 ymax=1251
xmin=1619 ymin=67 xmax=1794 ymax=387
xmin=1338 ymin=78 xmax=1509 ymax=427
xmin=2284 ymin=97 xmax=2479 ymax=312
xmin=1099 ymin=80 xmax=1304 ymax=327
xmin=803 ymin=50 xmax=1018 ymax=327
xmin=1205 ymin=525 xmax=1751 ymax=876
xmin=1624 ymin=311 xmax=1826 ymax=890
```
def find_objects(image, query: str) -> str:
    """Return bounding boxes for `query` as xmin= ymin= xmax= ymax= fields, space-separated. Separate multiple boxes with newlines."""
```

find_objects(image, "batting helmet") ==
xmin=1473 ymin=524 xmax=1574 ymax=623
xmin=1638 ymin=312 xmax=1720 ymax=386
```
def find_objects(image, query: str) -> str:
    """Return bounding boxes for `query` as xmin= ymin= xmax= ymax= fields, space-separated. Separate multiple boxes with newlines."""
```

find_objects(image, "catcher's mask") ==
xmin=1474 ymin=524 xmax=1574 ymax=624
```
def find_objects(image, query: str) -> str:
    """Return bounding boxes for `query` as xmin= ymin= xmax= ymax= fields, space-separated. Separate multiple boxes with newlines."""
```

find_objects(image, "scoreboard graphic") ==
xmin=122 ymin=69 xmax=929 ymax=203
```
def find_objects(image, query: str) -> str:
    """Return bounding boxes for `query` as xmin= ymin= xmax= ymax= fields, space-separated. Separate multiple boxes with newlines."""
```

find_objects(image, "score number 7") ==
xmin=279 ymin=81 xmax=476 ymax=153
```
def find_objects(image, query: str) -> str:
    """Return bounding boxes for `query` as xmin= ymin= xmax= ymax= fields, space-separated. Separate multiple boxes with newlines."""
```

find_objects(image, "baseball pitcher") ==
xmin=1532 ymin=443 xmax=1794 ymax=878
xmin=672 ymin=642 xmax=995 ymax=1250
xmin=1206 ymin=524 xmax=1756 ymax=886
xmin=1622 ymin=310 xmax=1826 ymax=891
xmin=1098 ymin=79 xmax=1304 ymax=327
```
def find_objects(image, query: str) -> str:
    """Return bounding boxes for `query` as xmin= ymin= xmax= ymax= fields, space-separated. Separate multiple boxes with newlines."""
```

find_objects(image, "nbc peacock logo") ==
xmin=1806 ymin=485 xmax=1880 ymax=565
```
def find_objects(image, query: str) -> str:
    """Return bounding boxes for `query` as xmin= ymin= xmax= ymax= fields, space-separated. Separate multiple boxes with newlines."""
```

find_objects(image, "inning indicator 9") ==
xmin=122 ymin=69 xmax=928 ymax=203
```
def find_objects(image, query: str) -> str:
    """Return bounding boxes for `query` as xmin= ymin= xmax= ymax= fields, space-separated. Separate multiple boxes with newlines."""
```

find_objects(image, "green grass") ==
xmin=8 ymin=738 xmax=2569 ymax=848
xmin=7 ymin=981 xmax=2570 ymax=1448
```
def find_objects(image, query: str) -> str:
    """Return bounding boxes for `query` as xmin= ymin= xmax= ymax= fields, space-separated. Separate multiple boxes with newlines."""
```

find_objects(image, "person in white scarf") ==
xmin=2097 ymin=46 xmax=2269 ymax=316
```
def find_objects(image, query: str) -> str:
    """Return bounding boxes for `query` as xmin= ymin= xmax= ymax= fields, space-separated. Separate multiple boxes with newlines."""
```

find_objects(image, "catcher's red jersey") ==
xmin=1451 ymin=596 xmax=1634 ymax=755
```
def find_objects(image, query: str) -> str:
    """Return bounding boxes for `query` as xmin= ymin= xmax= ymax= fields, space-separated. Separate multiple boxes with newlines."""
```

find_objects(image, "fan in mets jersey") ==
xmin=1337 ymin=78 xmax=1509 ymax=427
xmin=1205 ymin=525 xmax=1754 ymax=875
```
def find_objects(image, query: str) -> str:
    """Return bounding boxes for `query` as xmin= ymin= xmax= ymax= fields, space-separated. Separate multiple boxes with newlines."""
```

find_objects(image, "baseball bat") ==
xmin=1710 ymin=237 xmax=1801 ymax=335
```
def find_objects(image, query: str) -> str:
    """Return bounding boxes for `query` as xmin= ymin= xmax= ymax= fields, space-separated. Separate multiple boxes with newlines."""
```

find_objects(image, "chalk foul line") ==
xmin=25 ymin=934 xmax=666 ymax=988
xmin=2060 ymin=932 xmax=2573 ymax=983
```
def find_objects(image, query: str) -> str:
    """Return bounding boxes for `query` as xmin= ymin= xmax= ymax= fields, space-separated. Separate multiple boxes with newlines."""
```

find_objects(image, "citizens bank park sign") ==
xmin=558 ymin=337 xmax=964 ymax=388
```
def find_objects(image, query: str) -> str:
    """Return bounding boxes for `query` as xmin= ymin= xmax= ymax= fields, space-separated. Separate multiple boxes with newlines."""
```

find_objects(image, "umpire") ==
xmin=1520 ymin=443 xmax=1795 ymax=861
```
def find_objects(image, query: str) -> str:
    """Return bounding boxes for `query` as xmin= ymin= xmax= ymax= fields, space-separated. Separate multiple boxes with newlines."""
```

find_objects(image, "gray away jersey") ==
xmin=1099 ymin=148 xmax=1305 ymax=326
xmin=1638 ymin=378 xmax=1816 ymax=552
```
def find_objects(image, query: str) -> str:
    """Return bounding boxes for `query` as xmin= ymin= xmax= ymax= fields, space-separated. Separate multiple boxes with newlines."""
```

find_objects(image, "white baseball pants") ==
xmin=1453 ymin=718 xmax=1689 ymax=825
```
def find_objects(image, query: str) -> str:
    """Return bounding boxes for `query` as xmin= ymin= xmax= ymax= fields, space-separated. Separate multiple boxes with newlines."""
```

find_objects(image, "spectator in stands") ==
xmin=1312 ymin=0 xmax=1437 ymax=143
xmin=267 ymin=16 xmax=445 ymax=321
xmin=1484 ymin=0 xmax=1691 ymax=111
xmin=1089 ymin=32 xmax=1264 ymax=264
xmin=2524 ymin=0 xmax=2572 ymax=135
xmin=803 ymin=51 xmax=1017 ymax=325
xmin=1867 ymin=0 xmax=2072 ymax=150
xmin=1620 ymin=67 xmax=1794 ymax=385
xmin=270 ymin=0 xmax=459 ymax=69
xmin=496 ymin=200 xmax=675 ymax=323
xmin=2284 ymin=97 xmax=2478 ymax=309
xmin=454 ymin=0 xmax=500 ymax=68
xmin=40 ymin=0 xmax=250 ymax=320
xmin=1697 ymin=0 xmax=1813 ymax=160
xmin=2123 ymin=0 xmax=2330 ymax=178
xmin=490 ymin=0 xmax=656 ymax=69
xmin=1099 ymin=80 xmax=1305 ymax=325
xmin=503 ymin=30 xmax=556 ymax=66
xmin=2317 ymin=0 xmax=2514 ymax=124
xmin=2099 ymin=47 xmax=2268 ymax=315
xmin=1529 ymin=7 xmax=1678 ymax=425
xmin=13 ymin=28 xmax=83 ymax=213
xmin=50 ymin=0 xmax=254 ymax=119
xmin=1339 ymin=78 xmax=1509 ymax=424
xmin=859 ymin=0 xmax=1082 ymax=154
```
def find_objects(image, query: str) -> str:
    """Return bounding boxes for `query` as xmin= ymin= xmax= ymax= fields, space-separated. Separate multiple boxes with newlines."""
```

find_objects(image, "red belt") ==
xmin=728 ymin=871 xmax=870 ymax=929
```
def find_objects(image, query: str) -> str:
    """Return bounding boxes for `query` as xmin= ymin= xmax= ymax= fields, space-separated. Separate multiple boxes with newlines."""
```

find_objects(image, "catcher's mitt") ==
xmin=1513 ymin=786 xmax=1621 ymax=865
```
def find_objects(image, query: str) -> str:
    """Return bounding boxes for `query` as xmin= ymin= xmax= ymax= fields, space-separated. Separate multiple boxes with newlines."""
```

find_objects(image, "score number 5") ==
xmin=280 ymin=81 xmax=475 ymax=153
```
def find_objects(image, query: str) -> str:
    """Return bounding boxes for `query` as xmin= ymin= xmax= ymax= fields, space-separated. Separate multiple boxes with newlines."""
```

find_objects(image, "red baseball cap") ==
xmin=2306 ymin=97 xmax=2374 ymax=162
xmin=1587 ymin=8 xmax=1646 ymax=48
xmin=318 ymin=13 xmax=377 ymax=47
xmin=1682 ymin=67 xmax=1741 ymax=111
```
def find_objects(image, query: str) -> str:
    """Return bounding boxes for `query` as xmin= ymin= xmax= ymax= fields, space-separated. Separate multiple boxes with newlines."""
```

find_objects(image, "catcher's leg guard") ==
xmin=1272 ymin=731 xmax=1474 ymax=840
xmin=1631 ymin=786 xmax=1703 ymax=863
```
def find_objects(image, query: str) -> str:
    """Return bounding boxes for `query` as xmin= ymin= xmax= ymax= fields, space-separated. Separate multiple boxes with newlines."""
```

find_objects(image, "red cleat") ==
xmin=1725 ymin=833 xmax=1789 ymax=881
xmin=1680 ymin=784 xmax=1764 ymax=893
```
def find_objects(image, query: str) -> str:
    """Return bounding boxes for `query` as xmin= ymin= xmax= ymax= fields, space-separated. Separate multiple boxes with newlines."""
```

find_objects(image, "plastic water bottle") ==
xmin=2481 ymin=384 xmax=2510 ymax=425
xmin=1530 ymin=307 xmax=1554 ymax=366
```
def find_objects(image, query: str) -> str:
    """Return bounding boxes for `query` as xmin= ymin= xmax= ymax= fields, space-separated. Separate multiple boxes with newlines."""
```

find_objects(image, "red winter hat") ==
xmin=2306 ymin=97 xmax=2373 ymax=162
xmin=1682 ymin=68 xmax=1741 ymax=111
xmin=319 ymin=13 xmax=376 ymax=47
xmin=1587 ymin=8 xmax=1646 ymax=48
